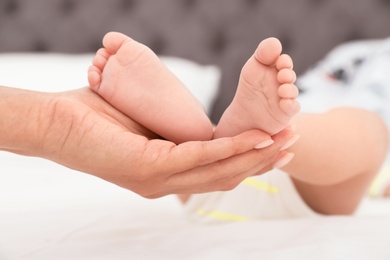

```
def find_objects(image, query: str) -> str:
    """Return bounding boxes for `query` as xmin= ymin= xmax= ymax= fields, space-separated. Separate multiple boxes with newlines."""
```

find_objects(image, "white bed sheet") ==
xmin=1 ymin=54 xmax=390 ymax=259
xmin=1 ymin=152 xmax=390 ymax=260
xmin=1 ymin=150 xmax=390 ymax=260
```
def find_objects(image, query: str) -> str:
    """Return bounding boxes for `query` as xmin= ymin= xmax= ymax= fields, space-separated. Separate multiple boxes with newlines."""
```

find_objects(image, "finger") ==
xmin=147 ymin=151 xmax=289 ymax=198
xmin=162 ymin=127 xmax=295 ymax=194
xmin=253 ymin=151 xmax=288 ymax=176
xmin=156 ymin=154 xmax=276 ymax=197
xmin=163 ymin=129 xmax=272 ymax=174
xmin=142 ymin=128 xmax=295 ymax=198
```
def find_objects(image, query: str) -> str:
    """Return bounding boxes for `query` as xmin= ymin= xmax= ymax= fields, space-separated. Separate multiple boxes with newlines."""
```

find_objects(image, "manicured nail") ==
xmin=280 ymin=134 xmax=300 ymax=151
xmin=254 ymin=139 xmax=274 ymax=149
xmin=273 ymin=153 xmax=294 ymax=169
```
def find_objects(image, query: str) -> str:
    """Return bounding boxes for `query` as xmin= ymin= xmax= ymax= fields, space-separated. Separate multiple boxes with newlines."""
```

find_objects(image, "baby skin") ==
xmin=88 ymin=32 xmax=300 ymax=144
xmin=88 ymin=32 xmax=213 ymax=144
xmin=214 ymin=37 xmax=299 ymax=138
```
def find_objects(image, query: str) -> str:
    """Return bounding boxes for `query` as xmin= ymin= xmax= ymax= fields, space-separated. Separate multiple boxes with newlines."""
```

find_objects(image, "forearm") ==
xmin=0 ymin=86 xmax=51 ymax=156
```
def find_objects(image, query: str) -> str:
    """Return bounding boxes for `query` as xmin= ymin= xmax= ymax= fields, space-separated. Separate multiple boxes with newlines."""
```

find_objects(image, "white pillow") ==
xmin=0 ymin=53 xmax=220 ymax=115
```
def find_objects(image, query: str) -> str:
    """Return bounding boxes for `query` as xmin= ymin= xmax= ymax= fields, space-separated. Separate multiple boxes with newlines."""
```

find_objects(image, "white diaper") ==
xmin=183 ymin=169 xmax=318 ymax=223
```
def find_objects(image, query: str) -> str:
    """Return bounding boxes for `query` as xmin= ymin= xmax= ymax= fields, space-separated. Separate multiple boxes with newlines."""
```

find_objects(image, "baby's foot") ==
xmin=88 ymin=32 xmax=213 ymax=144
xmin=214 ymin=37 xmax=300 ymax=138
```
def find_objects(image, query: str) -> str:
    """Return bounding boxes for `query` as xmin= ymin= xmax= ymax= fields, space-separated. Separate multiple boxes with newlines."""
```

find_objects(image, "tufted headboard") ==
xmin=1 ymin=0 xmax=390 ymax=123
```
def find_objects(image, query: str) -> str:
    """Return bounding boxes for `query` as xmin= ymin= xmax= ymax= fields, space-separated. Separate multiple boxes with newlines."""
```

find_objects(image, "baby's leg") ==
xmin=283 ymin=108 xmax=388 ymax=214
xmin=88 ymin=32 xmax=213 ymax=144
xmin=213 ymin=37 xmax=300 ymax=138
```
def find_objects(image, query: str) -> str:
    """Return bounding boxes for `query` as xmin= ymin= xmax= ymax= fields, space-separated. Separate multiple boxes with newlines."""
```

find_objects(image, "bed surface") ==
xmin=1 ymin=150 xmax=390 ymax=260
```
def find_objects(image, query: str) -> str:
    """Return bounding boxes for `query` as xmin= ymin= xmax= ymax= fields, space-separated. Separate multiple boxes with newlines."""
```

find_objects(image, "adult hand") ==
xmin=0 ymin=87 xmax=294 ymax=198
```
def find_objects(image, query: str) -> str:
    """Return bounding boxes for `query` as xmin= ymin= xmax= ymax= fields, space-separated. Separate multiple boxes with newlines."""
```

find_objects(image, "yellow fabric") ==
xmin=241 ymin=177 xmax=279 ymax=193
xmin=196 ymin=208 xmax=251 ymax=222
xmin=368 ymin=165 xmax=390 ymax=197
xmin=194 ymin=177 xmax=279 ymax=222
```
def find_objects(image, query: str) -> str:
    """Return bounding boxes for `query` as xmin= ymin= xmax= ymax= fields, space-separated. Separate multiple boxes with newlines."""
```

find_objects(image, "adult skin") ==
xmin=0 ymin=86 xmax=294 ymax=198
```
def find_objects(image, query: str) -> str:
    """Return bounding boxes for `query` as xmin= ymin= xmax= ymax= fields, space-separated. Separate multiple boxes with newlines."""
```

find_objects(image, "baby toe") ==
xmin=88 ymin=65 xmax=102 ymax=91
xmin=276 ymin=54 xmax=293 ymax=70
xmin=279 ymin=99 xmax=300 ymax=116
xmin=277 ymin=68 xmax=296 ymax=84
xmin=255 ymin=37 xmax=282 ymax=66
xmin=278 ymin=84 xmax=299 ymax=98
xmin=93 ymin=48 xmax=110 ymax=70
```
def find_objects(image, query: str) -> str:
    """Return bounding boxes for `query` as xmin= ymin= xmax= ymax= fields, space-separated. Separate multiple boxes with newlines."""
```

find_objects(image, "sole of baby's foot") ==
xmin=214 ymin=37 xmax=300 ymax=138
xmin=88 ymin=32 xmax=213 ymax=144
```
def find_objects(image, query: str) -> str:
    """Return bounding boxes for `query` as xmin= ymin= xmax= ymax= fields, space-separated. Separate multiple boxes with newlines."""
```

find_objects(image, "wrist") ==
xmin=0 ymin=86 xmax=53 ymax=157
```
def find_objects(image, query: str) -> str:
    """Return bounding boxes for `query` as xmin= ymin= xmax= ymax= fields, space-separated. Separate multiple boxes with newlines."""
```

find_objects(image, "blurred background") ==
xmin=1 ymin=0 xmax=390 ymax=123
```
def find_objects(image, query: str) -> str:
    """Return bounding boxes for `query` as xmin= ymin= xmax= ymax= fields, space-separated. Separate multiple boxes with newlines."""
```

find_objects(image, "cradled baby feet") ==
xmin=88 ymin=32 xmax=213 ymax=144
xmin=214 ymin=37 xmax=300 ymax=138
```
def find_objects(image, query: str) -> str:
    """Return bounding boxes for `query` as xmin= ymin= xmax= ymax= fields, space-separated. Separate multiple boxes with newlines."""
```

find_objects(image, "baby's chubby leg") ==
xmin=214 ymin=37 xmax=300 ymax=138
xmin=88 ymin=32 xmax=213 ymax=144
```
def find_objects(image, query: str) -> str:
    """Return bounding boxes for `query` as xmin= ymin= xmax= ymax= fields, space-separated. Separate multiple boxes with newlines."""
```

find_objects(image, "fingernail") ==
xmin=280 ymin=134 xmax=300 ymax=151
xmin=254 ymin=139 xmax=274 ymax=149
xmin=273 ymin=153 xmax=294 ymax=169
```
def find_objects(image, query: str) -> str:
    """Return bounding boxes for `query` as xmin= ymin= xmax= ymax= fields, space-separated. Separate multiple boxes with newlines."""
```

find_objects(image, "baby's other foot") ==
xmin=88 ymin=32 xmax=213 ymax=143
xmin=214 ymin=37 xmax=300 ymax=138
